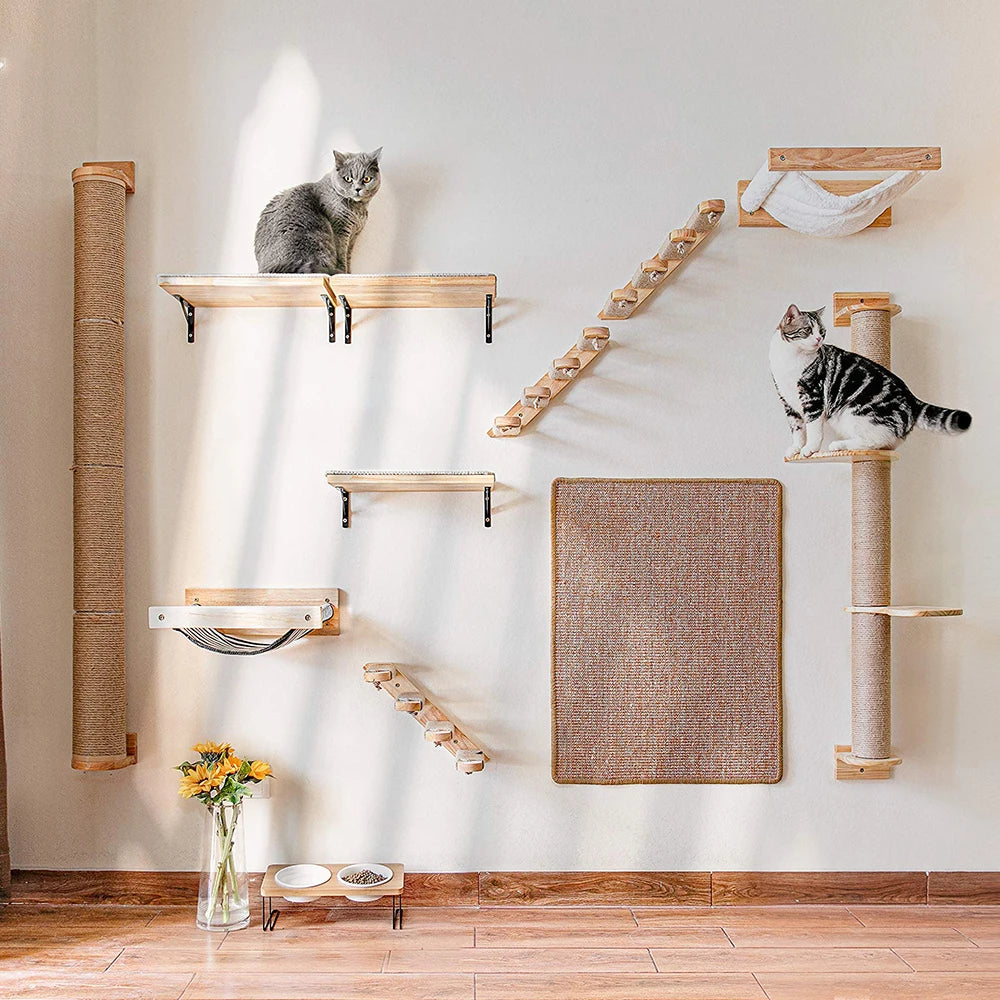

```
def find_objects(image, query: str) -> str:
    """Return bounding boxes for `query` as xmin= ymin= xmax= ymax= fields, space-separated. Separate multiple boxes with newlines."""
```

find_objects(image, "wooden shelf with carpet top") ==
xmin=786 ymin=293 xmax=964 ymax=781
xmin=158 ymin=273 xmax=497 ymax=343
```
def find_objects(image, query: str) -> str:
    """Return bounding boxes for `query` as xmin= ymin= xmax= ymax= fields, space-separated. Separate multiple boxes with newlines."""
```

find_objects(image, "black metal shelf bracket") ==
xmin=338 ymin=295 xmax=352 ymax=344
xmin=173 ymin=294 xmax=196 ymax=343
xmin=322 ymin=293 xmax=336 ymax=343
xmin=484 ymin=486 xmax=492 ymax=528
xmin=338 ymin=487 xmax=350 ymax=527
xmin=485 ymin=293 xmax=493 ymax=344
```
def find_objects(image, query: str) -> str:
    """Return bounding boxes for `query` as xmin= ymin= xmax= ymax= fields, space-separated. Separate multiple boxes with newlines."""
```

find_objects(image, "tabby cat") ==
xmin=770 ymin=304 xmax=971 ymax=458
xmin=254 ymin=148 xmax=382 ymax=274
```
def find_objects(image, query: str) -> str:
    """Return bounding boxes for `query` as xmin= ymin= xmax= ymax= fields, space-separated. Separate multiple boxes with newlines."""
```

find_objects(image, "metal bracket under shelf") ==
xmin=173 ymin=294 xmax=196 ymax=343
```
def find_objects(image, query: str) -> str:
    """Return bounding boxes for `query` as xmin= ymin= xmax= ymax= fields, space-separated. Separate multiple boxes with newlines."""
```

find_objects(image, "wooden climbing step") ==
xmin=362 ymin=663 xmax=488 ymax=774
xmin=598 ymin=199 xmax=724 ymax=320
xmin=785 ymin=449 xmax=899 ymax=464
xmin=845 ymin=606 xmax=963 ymax=618
xmin=488 ymin=328 xmax=611 ymax=438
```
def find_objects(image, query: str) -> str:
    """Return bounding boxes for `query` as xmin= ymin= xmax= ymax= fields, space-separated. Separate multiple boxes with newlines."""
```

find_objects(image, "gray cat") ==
xmin=254 ymin=148 xmax=382 ymax=274
xmin=770 ymin=304 xmax=971 ymax=458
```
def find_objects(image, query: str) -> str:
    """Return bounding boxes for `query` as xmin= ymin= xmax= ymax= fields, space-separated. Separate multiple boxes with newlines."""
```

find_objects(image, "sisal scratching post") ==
xmin=71 ymin=162 xmax=135 ymax=771
xmin=847 ymin=303 xmax=896 ymax=768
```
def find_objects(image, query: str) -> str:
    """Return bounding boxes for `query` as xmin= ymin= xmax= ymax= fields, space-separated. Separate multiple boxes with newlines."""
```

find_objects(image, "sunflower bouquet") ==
xmin=176 ymin=741 xmax=273 ymax=930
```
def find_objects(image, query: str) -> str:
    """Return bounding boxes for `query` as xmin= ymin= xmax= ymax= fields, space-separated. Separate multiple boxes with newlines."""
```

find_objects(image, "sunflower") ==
xmin=218 ymin=753 xmax=242 ymax=777
xmin=192 ymin=741 xmax=231 ymax=757
xmin=246 ymin=760 xmax=272 ymax=782
xmin=178 ymin=763 xmax=212 ymax=798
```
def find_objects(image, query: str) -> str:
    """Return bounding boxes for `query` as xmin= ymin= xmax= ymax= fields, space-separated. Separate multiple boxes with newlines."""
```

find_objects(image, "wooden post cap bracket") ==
xmin=424 ymin=722 xmax=455 ymax=744
xmin=492 ymin=415 xmax=522 ymax=436
xmin=521 ymin=386 xmax=551 ymax=408
xmin=578 ymin=327 xmax=610 ymax=350
xmin=549 ymin=356 xmax=582 ymax=379
xmin=456 ymin=749 xmax=485 ymax=774
xmin=364 ymin=664 xmax=395 ymax=683
xmin=394 ymin=693 xmax=423 ymax=713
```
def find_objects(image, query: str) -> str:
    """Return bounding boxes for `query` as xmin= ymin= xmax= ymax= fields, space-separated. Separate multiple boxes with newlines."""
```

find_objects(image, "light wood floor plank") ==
xmin=474 ymin=972 xmax=765 ymax=999
xmin=849 ymin=906 xmax=1000 ymax=926
xmin=896 ymin=949 xmax=1000 ymax=971
xmin=0 ymin=971 xmax=193 ymax=999
xmin=726 ymin=927 xmax=975 ymax=949
xmin=0 ymin=943 xmax=125 ymax=971
xmin=651 ymin=947 xmax=911 ymax=973
xmin=387 ymin=947 xmax=656 ymax=973
xmin=219 ymin=926 xmax=475 ymax=950
xmin=111 ymin=945 xmax=387 ymax=973
xmin=634 ymin=906 xmax=863 ymax=929
xmin=476 ymin=926 xmax=730 ymax=949
xmin=180 ymin=973 xmax=473 ymax=999
xmin=756 ymin=972 xmax=1000 ymax=999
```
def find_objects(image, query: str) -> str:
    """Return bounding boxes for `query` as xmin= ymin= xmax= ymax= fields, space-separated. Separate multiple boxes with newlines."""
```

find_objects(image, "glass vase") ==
xmin=197 ymin=800 xmax=250 ymax=931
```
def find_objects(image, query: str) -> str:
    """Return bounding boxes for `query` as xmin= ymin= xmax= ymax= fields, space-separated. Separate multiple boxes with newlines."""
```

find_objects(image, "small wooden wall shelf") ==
xmin=833 ymin=293 xmax=902 ymax=327
xmin=598 ymin=200 xmax=724 ymax=320
xmin=784 ymin=449 xmax=898 ymax=464
xmin=158 ymin=273 xmax=497 ymax=344
xmin=846 ymin=606 xmax=963 ymax=618
xmin=488 ymin=327 xmax=610 ymax=438
xmin=325 ymin=472 xmax=495 ymax=527
xmin=149 ymin=588 xmax=340 ymax=638
xmin=363 ymin=663 xmax=487 ymax=774
xmin=835 ymin=745 xmax=902 ymax=781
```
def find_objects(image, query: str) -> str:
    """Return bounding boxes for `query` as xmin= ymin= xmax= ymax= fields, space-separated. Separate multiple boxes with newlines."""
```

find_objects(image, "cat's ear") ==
xmin=783 ymin=304 xmax=801 ymax=321
xmin=333 ymin=150 xmax=348 ymax=169
xmin=368 ymin=146 xmax=383 ymax=164
xmin=814 ymin=305 xmax=826 ymax=317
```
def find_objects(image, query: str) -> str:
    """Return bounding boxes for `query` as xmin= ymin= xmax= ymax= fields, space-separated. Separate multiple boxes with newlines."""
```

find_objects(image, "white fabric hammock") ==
xmin=740 ymin=161 xmax=925 ymax=237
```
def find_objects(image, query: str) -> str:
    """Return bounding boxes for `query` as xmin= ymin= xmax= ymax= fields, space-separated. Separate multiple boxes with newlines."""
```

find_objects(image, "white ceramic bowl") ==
xmin=274 ymin=863 xmax=332 ymax=903
xmin=336 ymin=862 xmax=393 ymax=902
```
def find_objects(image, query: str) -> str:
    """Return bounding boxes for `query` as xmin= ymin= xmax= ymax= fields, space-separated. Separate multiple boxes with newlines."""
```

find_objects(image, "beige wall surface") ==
xmin=1 ymin=0 xmax=998 ymax=871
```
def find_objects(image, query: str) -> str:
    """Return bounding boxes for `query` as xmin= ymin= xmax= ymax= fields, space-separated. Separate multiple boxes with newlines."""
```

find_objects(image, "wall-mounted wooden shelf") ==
xmin=363 ymin=663 xmax=487 ymax=774
xmin=833 ymin=293 xmax=903 ymax=327
xmin=488 ymin=327 xmax=610 ymax=438
xmin=846 ymin=606 xmax=963 ymax=618
xmin=325 ymin=471 xmax=496 ymax=527
xmin=784 ymin=449 xmax=898 ymax=464
xmin=768 ymin=147 xmax=941 ymax=171
xmin=598 ymin=200 xmax=724 ymax=320
xmin=148 ymin=588 xmax=339 ymax=655
xmin=158 ymin=273 xmax=496 ymax=344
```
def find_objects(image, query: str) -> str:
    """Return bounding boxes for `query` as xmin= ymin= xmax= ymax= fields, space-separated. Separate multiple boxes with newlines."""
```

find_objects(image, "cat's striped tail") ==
xmin=916 ymin=401 xmax=972 ymax=434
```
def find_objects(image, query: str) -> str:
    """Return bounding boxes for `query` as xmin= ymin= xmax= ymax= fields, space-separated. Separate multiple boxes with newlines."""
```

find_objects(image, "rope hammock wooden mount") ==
xmin=785 ymin=293 xmax=964 ymax=780
xmin=148 ymin=588 xmax=340 ymax=656
xmin=363 ymin=663 xmax=488 ymax=774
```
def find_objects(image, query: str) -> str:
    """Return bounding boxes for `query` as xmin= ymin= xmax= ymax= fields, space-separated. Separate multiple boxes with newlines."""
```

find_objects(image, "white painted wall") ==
xmin=2 ymin=0 xmax=999 ymax=873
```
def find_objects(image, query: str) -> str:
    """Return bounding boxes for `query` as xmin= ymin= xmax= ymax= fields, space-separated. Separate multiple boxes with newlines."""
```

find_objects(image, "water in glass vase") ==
xmin=198 ymin=800 xmax=250 ymax=931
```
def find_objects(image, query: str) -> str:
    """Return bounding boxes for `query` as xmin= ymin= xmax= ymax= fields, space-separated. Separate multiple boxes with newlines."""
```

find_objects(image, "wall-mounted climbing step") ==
xmin=598 ymin=200 xmax=724 ymax=320
xmin=363 ymin=663 xmax=487 ymax=774
xmin=488 ymin=328 xmax=610 ymax=438
xmin=158 ymin=273 xmax=496 ymax=343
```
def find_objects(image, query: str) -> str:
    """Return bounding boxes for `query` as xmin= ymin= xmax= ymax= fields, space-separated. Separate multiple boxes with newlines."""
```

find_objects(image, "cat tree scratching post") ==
xmin=848 ymin=303 xmax=896 ymax=766
xmin=71 ymin=162 xmax=136 ymax=771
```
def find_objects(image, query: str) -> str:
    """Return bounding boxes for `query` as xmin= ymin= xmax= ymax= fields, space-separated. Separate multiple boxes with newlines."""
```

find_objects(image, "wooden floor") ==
xmin=3 ymin=901 xmax=1000 ymax=998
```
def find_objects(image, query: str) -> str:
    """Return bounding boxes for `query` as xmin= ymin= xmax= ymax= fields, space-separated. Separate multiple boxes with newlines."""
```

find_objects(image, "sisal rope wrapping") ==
xmin=74 ymin=320 xmax=124 ymax=466
xmin=73 ymin=465 xmax=124 ymax=611
xmin=850 ymin=308 xmax=892 ymax=759
xmin=72 ymin=613 xmax=127 ymax=768
xmin=72 ymin=166 xmax=130 ymax=768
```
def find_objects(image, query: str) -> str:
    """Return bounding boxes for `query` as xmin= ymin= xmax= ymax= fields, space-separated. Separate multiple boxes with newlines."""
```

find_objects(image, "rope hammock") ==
xmin=175 ymin=602 xmax=335 ymax=656
xmin=740 ymin=161 xmax=925 ymax=237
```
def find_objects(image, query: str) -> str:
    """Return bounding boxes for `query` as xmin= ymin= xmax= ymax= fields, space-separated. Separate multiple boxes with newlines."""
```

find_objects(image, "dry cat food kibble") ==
xmin=341 ymin=869 xmax=385 ymax=886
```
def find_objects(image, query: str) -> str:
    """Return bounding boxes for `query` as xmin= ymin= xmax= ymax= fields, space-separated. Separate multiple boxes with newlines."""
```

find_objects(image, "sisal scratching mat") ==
xmin=552 ymin=478 xmax=783 ymax=784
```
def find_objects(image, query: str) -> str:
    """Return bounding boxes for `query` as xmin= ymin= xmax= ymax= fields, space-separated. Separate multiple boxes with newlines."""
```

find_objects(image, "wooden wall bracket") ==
xmin=363 ymin=663 xmax=488 ymax=773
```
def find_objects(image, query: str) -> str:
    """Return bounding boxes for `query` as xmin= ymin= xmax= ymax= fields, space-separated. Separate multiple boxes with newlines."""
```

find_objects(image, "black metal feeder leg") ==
xmin=485 ymin=293 xmax=493 ymax=344
xmin=173 ymin=295 xmax=196 ymax=344
xmin=262 ymin=896 xmax=279 ymax=931
xmin=484 ymin=486 xmax=492 ymax=528
xmin=322 ymin=293 xmax=336 ymax=343
xmin=339 ymin=488 xmax=350 ymax=528
xmin=338 ymin=295 xmax=352 ymax=344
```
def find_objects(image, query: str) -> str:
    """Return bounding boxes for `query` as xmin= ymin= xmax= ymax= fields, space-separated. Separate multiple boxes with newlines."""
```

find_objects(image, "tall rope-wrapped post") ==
xmin=71 ymin=162 xmax=136 ymax=771
xmin=849 ymin=307 xmax=893 ymax=760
